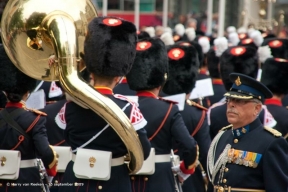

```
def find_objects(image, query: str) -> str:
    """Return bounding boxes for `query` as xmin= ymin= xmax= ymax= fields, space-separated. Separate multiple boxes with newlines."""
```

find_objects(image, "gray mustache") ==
xmin=227 ymin=109 xmax=238 ymax=115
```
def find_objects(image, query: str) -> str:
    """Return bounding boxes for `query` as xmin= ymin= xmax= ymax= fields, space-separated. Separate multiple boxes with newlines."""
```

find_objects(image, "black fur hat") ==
xmin=162 ymin=44 xmax=199 ymax=95
xmin=262 ymin=38 xmax=288 ymax=59
xmin=84 ymin=16 xmax=137 ymax=77
xmin=176 ymin=41 xmax=204 ymax=68
xmin=207 ymin=48 xmax=220 ymax=78
xmin=261 ymin=32 xmax=276 ymax=40
xmin=261 ymin=58 xmax=288 ymax=95
xmin=137 ymin=30 xmax=150 ymax=40
xmin=238 ymin=38 xmax=258 ymax=49
xmin=126 ymin=38 xmax=168 ymax=91
xmin=220 ymin=46 xmax=258 ymax=90
xmin=0 ymin=46 xmax=36 ymax=102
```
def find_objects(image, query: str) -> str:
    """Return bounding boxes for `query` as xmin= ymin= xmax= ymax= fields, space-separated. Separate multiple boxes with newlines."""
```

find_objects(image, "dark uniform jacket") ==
xmin=130 ymin=91 xmax=197 ymax=192
xmin=207 ymin=118 xmax=288 ymax=191
xmin=41 ymin=99 xmax=68 ymax=192
xmin=113 ymin=78 xmax=136 ymax=96
xmin=0 ymin=102 xmax=57 ymax=192
xmin=282 ymin=94 xmax=288 ymax=107
xmin=59 ymin=88 xmax=151 ymax=192
xmin=208 ymin=79 xmax=226 ymax=106
xmin=179 ymin=101 xmax=211 ymax=192
xmin=208 ymin=102 xmax=275 ymax=139
xmin=265 ymin=98 xmax=288 ymax=138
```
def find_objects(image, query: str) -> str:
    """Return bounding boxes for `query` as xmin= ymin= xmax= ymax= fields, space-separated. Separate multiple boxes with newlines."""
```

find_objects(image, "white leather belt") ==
xmin=155 ymin=154 xmax=171 ymax=163
xmin=71 ymin=154 xmax=124 ymax=167
xmin=20 ymin=159 xmax=37 ymax=168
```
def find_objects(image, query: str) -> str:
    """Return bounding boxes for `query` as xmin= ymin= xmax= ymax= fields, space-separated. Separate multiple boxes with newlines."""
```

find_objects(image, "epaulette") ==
xmin=158 ymin=97 xmax=178 ymax=104
xmin=186 ymin=100 xmax=207 ymax=111
xmin=264 ymin=126 xmax=282 ymax=137
xmin=28 ymin=108 xmax=47 ymax=116
xmin=220 ymin=124 xmax=233 ymax=131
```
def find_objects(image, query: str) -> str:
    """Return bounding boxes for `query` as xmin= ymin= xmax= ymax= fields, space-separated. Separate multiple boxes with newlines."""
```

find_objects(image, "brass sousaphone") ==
xmin=1 ymin=0 xmax=143 ymax=173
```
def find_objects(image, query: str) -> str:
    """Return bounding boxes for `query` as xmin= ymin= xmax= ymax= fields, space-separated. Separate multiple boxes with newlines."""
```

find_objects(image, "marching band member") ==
xmin=261 ymin=58 xmax=288 ymax=138
xmin=126 ymin=37 xmax=198 ymax=192
xmin=0 ymin=46 xmax=58 ymax=192
xmin=162 ymin=43 xmax=211 ymax=192
xmin=58 ymin=16 xmax=151 ymax=192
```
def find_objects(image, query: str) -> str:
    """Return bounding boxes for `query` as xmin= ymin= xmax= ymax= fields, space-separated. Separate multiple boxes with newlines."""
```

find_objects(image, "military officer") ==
xmin=208 ymin=46 xmax=276 ymax=139
xmin=261 ymin=58 xmax=288 ymax=138
xmin=207 ymin=73 xmax=288 ymax=192
xmin=162 ymin=43 xmax=211 ymax=192
xmin=126 ymin=38 xmax=198 ymax=192
xmin=58 ymin=16 xmax=151 ymax=192
xmin=0 ymin=46 xmax=58 ymax=192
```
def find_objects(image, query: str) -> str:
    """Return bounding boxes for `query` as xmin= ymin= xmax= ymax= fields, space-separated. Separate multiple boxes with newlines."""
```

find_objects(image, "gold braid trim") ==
xmin=220 ymin=124 xmax=233 ymax=131
xmin=187 ymin=100 xmax=208 ymax=111
xmin=224 ymin=93 xmax=253 ymax=99
xmin=48 ymin=145 xmax=58 ymax=169
xmin=188 ymin=145 xmax=199 ymax=169
xmin=264 ymin=126 xmax=282 ymax=137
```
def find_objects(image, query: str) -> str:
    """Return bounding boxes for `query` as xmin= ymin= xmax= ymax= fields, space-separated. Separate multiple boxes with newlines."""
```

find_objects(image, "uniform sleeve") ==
xmin=30 ymin=116 xmax=58 ymax=176
xmin=194 ymin=114 xmax=211 ymax=172
xmin=263 ymin=137 xmax=288 ymax=192
xmin=170 ymin=106 xmax=198 ymax=173
xmin=129 ymin=103 xmax=151 ymax=160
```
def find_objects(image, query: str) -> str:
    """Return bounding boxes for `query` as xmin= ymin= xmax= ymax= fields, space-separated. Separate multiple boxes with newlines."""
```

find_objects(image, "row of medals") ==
xmin=227 ymin=148 xmax=259 ymax=168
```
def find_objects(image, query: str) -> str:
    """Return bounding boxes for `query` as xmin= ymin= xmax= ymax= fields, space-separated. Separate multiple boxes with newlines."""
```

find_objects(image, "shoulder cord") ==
xmin=148 ymin=103 xmax=173 ymax=141
xmin=72 ymin=103 xmax=130 ymax=153
xmin=206 ymin=130 xmax=226 ymax=182
xmin=11 ymin=114 xmax=41 ymax=150
xmin=191 ymin=110 xmax=206 ymax=137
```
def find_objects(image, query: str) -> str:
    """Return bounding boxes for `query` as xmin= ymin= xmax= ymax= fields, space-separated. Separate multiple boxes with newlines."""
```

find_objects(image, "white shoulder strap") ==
xmin=72 ymin=103 xmax=131 ymax=153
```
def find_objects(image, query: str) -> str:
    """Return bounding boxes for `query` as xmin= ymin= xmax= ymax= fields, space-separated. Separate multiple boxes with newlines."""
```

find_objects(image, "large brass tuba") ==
xmin=1 ymin=0 xmax=143 ymax=174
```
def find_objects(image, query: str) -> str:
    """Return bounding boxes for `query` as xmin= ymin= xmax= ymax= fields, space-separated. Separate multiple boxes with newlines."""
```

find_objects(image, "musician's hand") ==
xmin=171 ymin=165 xmax=191 ymax=181
xmin=177 ymin=175 xmax=185 ymax=183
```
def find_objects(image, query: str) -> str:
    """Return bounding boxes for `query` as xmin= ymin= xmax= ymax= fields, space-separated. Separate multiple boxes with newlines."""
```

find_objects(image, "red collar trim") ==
xmin=120 ymin=77 xmax=127 ymax=84
xmin=94 ymin=87 xmax=113 ymax=95
xmin=212 ymin=79 xmax=223 ymax=85
xmin=264 ymin=98 xmax=282 ymax=106
xmin=6 ymin=102 xmax=25 ymax=108
xmin=136 ymin=91 xmax=158 ymax=98
xmin=199 ymin=69 xmax=208 ymax=75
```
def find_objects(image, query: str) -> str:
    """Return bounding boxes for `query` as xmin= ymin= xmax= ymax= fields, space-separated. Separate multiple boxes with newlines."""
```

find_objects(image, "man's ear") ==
xmin=255 ymin=103 xmax=262 ymax=115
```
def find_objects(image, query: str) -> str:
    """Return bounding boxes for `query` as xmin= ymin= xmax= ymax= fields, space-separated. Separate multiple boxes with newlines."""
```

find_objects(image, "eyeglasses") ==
xmin=226 ymin=98 xmax=259 ymax=105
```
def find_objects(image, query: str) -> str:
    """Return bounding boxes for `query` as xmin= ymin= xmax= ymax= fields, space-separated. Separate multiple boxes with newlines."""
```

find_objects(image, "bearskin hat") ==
xmin=0 ymin=45 xmax=36 ymax=101
xmin=261 ymin=58 xmax=288 ymax=95
xmin=137 ymin=30 xmax=150 ymax=40
xmin=126 ymin=38 xmax=168 ymax=91
xmin=238 ymin=38 xmax=258 ymax=49
xmin=261 ymin=38 xmax=288 ymax=59
xmin=176 ymin=41 xmax=204 ymax=68
xmin=220 ymin=46 xmax=258 ymax=90
xmin=84 ymin=16 xmax=137 ymax=77
xmin=207 ymin=48 xmax=220 ymax=78
xmin=162 ymin=44 xmax=199 ymax=95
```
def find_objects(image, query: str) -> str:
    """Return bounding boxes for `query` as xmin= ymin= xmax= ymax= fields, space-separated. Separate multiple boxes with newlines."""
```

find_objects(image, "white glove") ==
xmin=171 ymin=164 xmax=191 ymax=181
